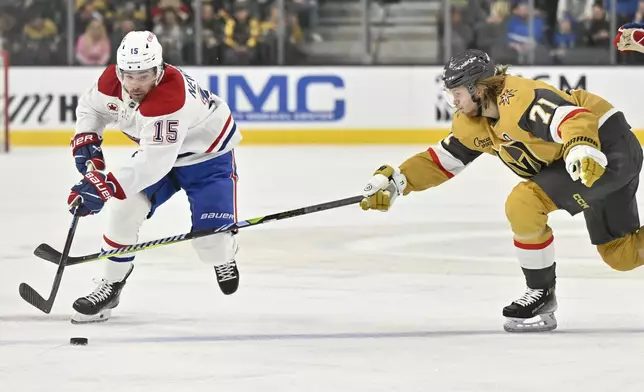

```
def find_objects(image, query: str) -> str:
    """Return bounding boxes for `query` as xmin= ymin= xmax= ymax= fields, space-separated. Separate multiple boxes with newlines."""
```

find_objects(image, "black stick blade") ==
xmin=34 ymin=244 xmax=85 ymax=266
xmin=33 ymin=244 xmax=62 ymax=264
xmin=18 ymin=283 xmax=51 ymax=314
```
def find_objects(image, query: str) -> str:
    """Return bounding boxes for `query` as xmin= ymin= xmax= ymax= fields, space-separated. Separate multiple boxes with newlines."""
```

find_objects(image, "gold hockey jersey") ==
xmin=400 ymin=75 xmax=619 ymax=194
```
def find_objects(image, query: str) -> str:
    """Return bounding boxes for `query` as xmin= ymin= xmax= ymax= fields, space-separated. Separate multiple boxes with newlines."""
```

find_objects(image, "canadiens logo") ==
xmin=107 ymin=102 xmax=118 ymax=112
xmin=499 ymin=89 xmax=517 ymax=106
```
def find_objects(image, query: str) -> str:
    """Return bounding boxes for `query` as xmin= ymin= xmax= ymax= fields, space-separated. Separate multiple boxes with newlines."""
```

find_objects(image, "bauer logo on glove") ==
xmin=71 ymin=132 xmax=106 ymax=175
xmin=68 ymin=171 xmax=126 ymax=216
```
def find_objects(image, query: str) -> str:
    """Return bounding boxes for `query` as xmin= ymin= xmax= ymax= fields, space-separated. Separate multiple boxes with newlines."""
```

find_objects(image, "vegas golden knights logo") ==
xmin=495 ymin=141 xmax=548 ymax=178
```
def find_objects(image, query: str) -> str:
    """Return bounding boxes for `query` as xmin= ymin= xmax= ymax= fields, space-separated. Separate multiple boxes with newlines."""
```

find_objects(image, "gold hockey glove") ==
xmin=564 ymin=144 xmax=607 ymax=187
xmin=360 ymin=165 xmax=407 ymax=211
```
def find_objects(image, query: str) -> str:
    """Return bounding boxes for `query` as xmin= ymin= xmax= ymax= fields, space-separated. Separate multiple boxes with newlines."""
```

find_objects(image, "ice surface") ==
xmin=2 ymin=146 xmax=644 ymax=392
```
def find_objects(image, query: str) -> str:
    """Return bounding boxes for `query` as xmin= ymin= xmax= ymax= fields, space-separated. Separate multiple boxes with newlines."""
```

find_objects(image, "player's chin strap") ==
xmin=154 ymin=65 xmax=165 ymax=86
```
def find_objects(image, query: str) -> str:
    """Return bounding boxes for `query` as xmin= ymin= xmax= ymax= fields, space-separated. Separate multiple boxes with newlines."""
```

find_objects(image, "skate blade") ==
xmin=504 ymin=313 xmax=557 ymax=333
xmin=71 ymin=309 xmax=112 ymax=324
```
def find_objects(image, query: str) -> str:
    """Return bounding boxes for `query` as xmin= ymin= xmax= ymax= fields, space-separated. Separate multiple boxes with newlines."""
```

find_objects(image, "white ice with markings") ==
xmin=2 ymin=146 xmax=644 ymax=392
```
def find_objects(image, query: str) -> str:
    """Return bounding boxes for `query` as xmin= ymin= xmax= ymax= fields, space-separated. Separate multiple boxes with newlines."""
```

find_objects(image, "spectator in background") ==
xmin=506 ymin=0 xmax=548 ymax=63
xmin=533 ymin=0 xmax=559 ymax=45
xmin=255 ymin=0 xmax=274 ymax=19
xmin=75 ymin=2 xmax=102 ymax=37
xmin=76 ymin=18 xmax=111 ymax=65
xmin=476 ymin=1 xmax=511 ymax=55
xmin=76 ymin=0 xmax=113 ymax=15
xmin=551 ymin=15 xmax=577 ymax=62
xmin=152 ymin=0 xmax=190 ymax=24
xmin=202 ymin=28 xmax=222 ymax=64
xmin=555 ymin=0 xmax=592 ymax=45
xmin=223 ymin=2 xmax=260 ymax=65
xmin=200 ymin=3 xmax=228 ymax=64
xmin=202 ymin=2 xmax=228 ymax=40
xmin=445 ymin=0 xmax=489 ymax=26
xmin=153 ymin=7 xmax=186 ymax=64
xmin=114 ymin=1 xmax=147 ymax=28
xmin=604 ymin=0 xmax=639 ymax=26
xmin=21 ymin=13 xmax=59 ymax=65
xmin=211 ymin=0 xmax=234 ymax=12
xmin=110 ymin=18 xmax=136 ymax=62
xmin=291 ymin=0 xmax=323 ymax=42
xmin=476 ymin=1 xmax=510 ymax=54
xmin=0 ymin=10 xmax=17 ymax=52
xmin=558 ymin=0 xmax=593 ymax=22
xmin=260 ymin=2 xmax=304 ymax=64
xmin=633 ymin=0 xmax=644 ymax=21
xmin=588 ymin=3 xmax=610 ymax=46
xmin=437 ymin=6 xmax=475 ymax=61
xmin=554 ymin=15 xmax=577 ymax=47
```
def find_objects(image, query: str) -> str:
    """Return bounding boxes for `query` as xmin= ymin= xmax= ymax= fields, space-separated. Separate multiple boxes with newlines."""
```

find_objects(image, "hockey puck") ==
xmin=70 ymin=337 xmax=88 ymax=346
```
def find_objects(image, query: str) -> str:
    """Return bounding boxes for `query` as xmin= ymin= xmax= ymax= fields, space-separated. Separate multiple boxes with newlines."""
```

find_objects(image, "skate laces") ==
xmin=215 ymin=261 xmax=237 ymax=282
xmin=85 ymin=279 xmax=114 ymax=305
xmin=514 ymin=288 xmax=544 ymax=307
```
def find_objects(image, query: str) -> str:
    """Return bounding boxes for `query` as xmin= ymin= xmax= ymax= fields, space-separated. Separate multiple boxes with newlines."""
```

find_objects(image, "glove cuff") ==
xmin=389 ymin=167 xmax=407 ymax=196
xmin=563 ymin=136 xmax=599 ymax=159
xmin=375 ymin=165 xmax=407 ymax=196
xmin=71 ymin=132 xmax=103 ymax=151
xmin=105 ymin=172 xmax=126 ymax=200
xmin=363 ymin=165 xmax=407 ymax=197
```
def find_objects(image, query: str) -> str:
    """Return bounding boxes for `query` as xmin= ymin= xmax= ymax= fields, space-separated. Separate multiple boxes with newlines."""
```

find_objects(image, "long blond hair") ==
xmin=85 ymin=19 xmax=108 ymax=42
xmin=477 ymin=64 xmax=510 ymax=105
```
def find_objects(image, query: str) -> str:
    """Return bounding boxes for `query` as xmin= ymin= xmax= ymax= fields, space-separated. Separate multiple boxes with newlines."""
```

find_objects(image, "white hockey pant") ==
xmin=101 ymin=193 xmax=238 ymax=282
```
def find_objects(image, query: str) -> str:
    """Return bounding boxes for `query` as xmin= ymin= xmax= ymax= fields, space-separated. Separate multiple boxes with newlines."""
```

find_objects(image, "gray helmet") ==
xmin=442 ymin=49 xmax=496 ymax=89
xmin=442 ymin=49 xmax=496 ymax=116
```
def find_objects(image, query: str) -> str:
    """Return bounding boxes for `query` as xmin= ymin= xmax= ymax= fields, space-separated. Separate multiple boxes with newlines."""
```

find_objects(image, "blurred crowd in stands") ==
xmin=439 ymin=0 xmax=644 ymax=65
xmin=0 ymin=0 xmax=323 ymax=65
xmin=1 ymin=0 xmax=642 ymax=66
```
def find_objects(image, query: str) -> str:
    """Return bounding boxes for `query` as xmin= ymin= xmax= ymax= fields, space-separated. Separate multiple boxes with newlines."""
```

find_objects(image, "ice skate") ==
xmin=71 ymin=264 xmax=134 ymax=324
xmin=503 ymin=284 xmax=557 ymax=332
xmin=214 ymin=260 xmax=239 ymax=295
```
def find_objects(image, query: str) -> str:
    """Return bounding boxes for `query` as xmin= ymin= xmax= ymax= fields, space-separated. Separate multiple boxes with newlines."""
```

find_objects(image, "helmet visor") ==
xmin=442 ymin=86 xmax=470 ymax=108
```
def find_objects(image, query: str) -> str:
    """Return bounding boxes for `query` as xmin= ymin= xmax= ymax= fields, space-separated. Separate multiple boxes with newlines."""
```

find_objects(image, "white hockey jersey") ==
xmin=74 ymin=64 xmax=241 ymax=198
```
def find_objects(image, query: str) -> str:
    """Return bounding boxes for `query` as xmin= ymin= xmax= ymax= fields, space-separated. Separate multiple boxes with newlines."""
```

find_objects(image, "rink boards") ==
xmin=7 ymin=66 xmax=643 ymax=145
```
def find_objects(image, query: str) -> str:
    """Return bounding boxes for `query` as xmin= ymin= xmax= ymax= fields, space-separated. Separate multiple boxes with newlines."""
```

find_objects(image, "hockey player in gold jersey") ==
xmin=361 ymin=49 xmax=644 ymax=332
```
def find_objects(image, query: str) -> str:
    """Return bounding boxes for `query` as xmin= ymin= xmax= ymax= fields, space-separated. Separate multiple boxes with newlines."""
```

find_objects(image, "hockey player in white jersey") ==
xmin=68 ymin=31 xmax=241 ymax=324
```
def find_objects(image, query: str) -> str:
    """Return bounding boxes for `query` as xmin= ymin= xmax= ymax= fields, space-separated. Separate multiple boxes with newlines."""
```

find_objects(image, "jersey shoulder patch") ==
xmin=97 ymin=64 xmax=122 ymax=99
xmin=138 ymin=66 xmax=186 ymax=118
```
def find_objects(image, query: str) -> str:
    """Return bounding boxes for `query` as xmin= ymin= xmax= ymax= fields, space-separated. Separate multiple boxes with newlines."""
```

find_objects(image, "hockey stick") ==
xmin=19 ymin=208 xmax=82 ymax=313
xmin=34 ymin=195 xmax=364 ymax=266
xmin=20 ymin=161 xmax=93 ymax=313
